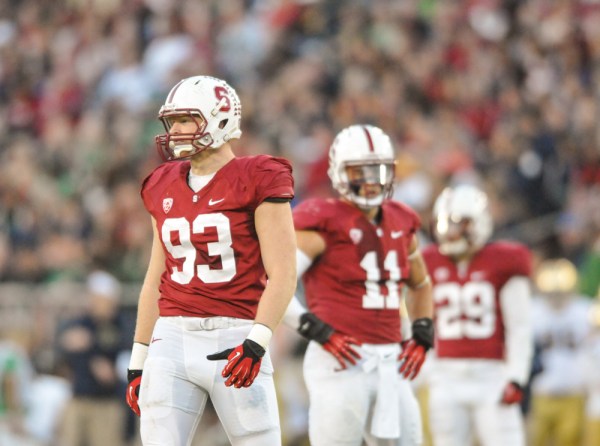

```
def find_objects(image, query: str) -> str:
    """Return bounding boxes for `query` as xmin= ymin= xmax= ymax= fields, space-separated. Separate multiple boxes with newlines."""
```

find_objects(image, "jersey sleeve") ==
xmin=293 ymin=199 xmax=330 ymax=232
xmin=140 ymin=167 xmax=161 ymax=215
xmin=505 ymin=243 xmax=533 ymax=277
xmin=387 ymin=200 xmax=422 ymax=235
xmin=253 ymin=155 xmax=294 ymax=204
xmin=402 ymin=202 xmax=422 ymax=234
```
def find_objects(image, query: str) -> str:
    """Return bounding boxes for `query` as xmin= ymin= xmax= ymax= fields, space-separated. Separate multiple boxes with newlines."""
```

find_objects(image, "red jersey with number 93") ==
xmin=141 ymin=155 xmax=294 ymax=319
xmin=422 ymin=242 xmax=532 ymax=360
xmin=294 ymin=198 xmax=421 ymax=344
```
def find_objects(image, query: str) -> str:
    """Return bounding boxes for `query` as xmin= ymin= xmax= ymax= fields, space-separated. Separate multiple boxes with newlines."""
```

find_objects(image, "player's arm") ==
xmin=253 ymin=200 xmax=298 ymax=331
xmin=283 ymin=230 xmax=362 ymax=370
xmin=499 ymin=275 xmax=533 ymax=404
xmin=404 ymin=235 xmax=433 ymax=321
xmin=399 ymin=234 xmax=434 ymax=380
xmin=281 ymin=229 xmax=325 ymax=330
xmin=126 ymin=216 xmax=163 ymax=415
xmin=207 ymin=200 xmax=297 ymax=388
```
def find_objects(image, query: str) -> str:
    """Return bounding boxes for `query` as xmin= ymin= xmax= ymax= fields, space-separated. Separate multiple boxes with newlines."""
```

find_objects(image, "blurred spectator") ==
xmin=55 ymin=270 xmax=130 ymax=446
xmin=0 ymin=336 xmax=34 ymax=445
xmin=24 ymin=353 xmax=71 ymax=445
xmin=0 ymin=0 xmax=598 ymax=285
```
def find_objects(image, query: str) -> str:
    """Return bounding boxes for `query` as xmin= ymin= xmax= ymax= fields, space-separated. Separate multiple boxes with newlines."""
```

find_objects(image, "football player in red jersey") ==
xmin=124 ymin=75 xmax=296 ymax=446
xmin=283 ymin=124 xmax=434 ymax=446
xmin=423 ymin=184 xmax=533 ymax=446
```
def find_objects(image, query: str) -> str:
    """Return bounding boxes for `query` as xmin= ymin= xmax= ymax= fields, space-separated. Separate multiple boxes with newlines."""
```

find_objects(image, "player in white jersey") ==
xmin=530 ymin=258 xmax=592 ymax=446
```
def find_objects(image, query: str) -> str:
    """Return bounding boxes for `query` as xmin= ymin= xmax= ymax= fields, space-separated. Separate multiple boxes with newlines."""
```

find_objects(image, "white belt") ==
xmin=161 ymin=316 xmax=252 ymax=331
xmin=360 ymin=344 xmax=401 ymax=439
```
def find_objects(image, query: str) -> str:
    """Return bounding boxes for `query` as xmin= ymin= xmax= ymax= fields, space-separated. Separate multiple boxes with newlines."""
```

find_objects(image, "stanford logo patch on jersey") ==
xmin=349 ymin=228 xmax=363 ymax=244
xmin=163 ymin=198 xmax=173 ymax=213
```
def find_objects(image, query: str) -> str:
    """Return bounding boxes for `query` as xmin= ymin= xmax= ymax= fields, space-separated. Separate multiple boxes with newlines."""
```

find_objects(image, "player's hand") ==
xmin=398 ymin=339 xmax=427 ymax=380
xmin=207 ymin=339 xmax=265 ymax=388
xmin=126 ymin=369 xmax=142 ymax=416
xmin=323 ymin=332 xmax=362 ymax=370
xmin=500 ymin=381 xmax=524 ymax=405
xmin=398 ymin=317 xmax=434 ymax=380
xmin=297 ymin=312 xmax=361 ymax=370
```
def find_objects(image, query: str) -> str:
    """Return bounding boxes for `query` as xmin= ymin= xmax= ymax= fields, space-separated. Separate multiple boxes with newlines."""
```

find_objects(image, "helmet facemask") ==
xmin=155 ymin=76 xmax=242 ymax=162
xmin=432 ymin=185 xmax=493 ymax=257
xmin=435 ymin=215 xmax=476 ymax=256
xmin=338 ymin=161 xmax=395 ymax=209
xmin=328 ymin=125 xmax=396 ymax=210
xmin=156 ymin=109 xmax=212 ymax=161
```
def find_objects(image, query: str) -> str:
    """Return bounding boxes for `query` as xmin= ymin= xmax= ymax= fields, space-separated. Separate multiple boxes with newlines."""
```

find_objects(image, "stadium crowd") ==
xmin=0 ymin=0 xmax=600 ymax=445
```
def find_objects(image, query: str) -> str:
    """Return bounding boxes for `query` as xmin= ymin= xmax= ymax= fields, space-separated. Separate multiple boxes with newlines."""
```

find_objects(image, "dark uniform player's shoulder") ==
xmin=142 ymin=161 xmax=188 ymax=191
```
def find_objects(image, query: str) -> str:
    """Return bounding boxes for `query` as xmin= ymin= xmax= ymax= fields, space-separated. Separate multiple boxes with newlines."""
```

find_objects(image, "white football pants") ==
xmin=428 ymin=358 xmax=525 ymax=446
xmin=303 ymin=341 xmax=423 ymax=446
xmin=138 ymin=316 xmax=281 ymax=446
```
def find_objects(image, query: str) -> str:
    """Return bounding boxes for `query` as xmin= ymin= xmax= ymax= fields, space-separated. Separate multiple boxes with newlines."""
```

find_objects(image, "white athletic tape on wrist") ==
xmin=297 ymin=249 xmax=312 ymax=277
xmin=128 ymin=342 xmax=149 ymax=370
xmin=246 ymin=323 xmax=273 ymax=350
xmin=413 ymin=275 xmax=431 ymax=289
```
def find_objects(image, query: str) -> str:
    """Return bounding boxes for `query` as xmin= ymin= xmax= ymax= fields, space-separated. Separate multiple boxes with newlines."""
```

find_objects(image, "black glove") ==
xmin=410 ymin=317 xmax=434 ymax=350
xmin=298 ymin=312 xmax=362 ymax=370
xmin=298 ymin=312 xmax=334 ymax=344
xmin=126 ymin=369 xmax=142 ymax=416
xmin=207 ymin=339 xmax=265 ymax=388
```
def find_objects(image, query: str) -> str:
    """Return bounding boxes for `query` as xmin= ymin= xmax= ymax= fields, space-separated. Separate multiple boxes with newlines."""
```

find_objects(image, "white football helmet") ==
xmin=155 ymin=76 xmax=242 ymax=161
xmin=328 ymin=125 xmax=396 ymax=209
xmin=432 ymin=184 xmax=493 ymax=256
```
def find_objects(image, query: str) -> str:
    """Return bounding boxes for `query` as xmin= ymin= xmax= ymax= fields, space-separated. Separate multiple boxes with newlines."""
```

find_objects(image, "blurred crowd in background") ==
xmin=1 ymin=0 xmax=600 ymax=445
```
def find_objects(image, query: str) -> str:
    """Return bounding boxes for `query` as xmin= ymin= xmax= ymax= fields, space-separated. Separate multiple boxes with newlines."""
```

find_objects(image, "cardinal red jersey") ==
xmin=422 ymin=242 xmax=532 ymax=360
xmin=141 ymin=155 xmax=294 ymax=319
xmin=294 ymin=198 xmax=421 ymax=344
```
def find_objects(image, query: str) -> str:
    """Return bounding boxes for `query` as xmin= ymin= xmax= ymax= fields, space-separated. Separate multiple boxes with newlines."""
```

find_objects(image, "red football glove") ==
xmin=207 ymin=339 xmax=265 ymax=388
xmin=126 ymin=369 xmax=142 ymax=416
xmin=297 ymin=312 xmax=361 ymax=370
xmin=398 ymin=339 xmax=427 ymax=380
xmin=500 ymin=381 xmax=524 ymax=405
xmin=323 ymin=332 xmax=362 ymax=370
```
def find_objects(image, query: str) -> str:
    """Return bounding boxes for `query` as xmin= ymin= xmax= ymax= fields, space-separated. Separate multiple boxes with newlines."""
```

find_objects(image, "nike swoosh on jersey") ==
xmin=208 ymin=198 xmax=225 ymax=206
xmin=391 ymin=231 xmax=404 ymax=239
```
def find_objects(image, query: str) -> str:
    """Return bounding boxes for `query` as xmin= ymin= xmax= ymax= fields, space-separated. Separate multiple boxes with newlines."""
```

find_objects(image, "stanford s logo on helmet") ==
xmin=432 ymin=184 xmax=493 ymax=256
xmin=328 ymin=125 xmax=396 ymax=209
xmin=155 ymin=76 xmax=242 ymax=161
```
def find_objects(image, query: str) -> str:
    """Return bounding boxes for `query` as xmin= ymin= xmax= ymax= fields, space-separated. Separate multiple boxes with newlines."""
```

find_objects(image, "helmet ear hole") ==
xmin=219 ymin=119 xmax=228 ymax=129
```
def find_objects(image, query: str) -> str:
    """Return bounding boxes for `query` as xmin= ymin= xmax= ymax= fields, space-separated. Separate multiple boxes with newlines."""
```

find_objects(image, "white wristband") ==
xmin=246 ymin=324 xmax=273 ymax=350
xmin=128 ymin=342 xmax=149 ymax=370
